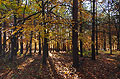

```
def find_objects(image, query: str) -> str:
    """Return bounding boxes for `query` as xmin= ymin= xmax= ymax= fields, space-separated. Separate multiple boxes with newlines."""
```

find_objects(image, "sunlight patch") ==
xmin=17 ymin=58 xmax=34 ymax=70
xmin=49 ymin=53 xmax=53 ymax=57
xmin=106 ymin=58 xmax=115 ymax=61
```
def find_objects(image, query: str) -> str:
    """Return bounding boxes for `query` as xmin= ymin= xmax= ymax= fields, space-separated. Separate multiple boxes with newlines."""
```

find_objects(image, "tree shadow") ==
xmin=48 ymin=57 xmax=64 ymax=79
xmin=2 ymin=54 xmax=64 ymax=79
xmin=0 ymin=55 xmax=33 ymax=79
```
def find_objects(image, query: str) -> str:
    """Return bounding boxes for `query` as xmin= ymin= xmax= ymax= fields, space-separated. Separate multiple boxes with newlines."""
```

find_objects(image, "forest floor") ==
xmin=0 ymin=51 xmax=120 ymax=79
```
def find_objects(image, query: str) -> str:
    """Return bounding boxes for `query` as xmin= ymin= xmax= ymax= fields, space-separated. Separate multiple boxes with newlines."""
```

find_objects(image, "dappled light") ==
xmin=0 ymin=0 xmax=120 ymax=79
xmin=17 ymin=58 xmax=35 ymax=70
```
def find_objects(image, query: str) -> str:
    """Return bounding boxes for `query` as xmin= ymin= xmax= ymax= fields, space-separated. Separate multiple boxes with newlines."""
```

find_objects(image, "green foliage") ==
xmin=78 ymin=50 xmax=92 ymax=57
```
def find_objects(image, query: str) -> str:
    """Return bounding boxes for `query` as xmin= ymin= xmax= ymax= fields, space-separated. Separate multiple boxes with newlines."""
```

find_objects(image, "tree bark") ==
xmin=0 ymin=26 xmax=2 ymax=56
xmin=3 ymin=22 xmax=6 ymax=57
xmin=39 ymin=32 xmax=41 ymax=55
xmin=118 ymin=0 xmax=120 ymax=51
xmin=34 ymin=20 xmax=37 ymax=53
xmin=72 ymin=0 xmax=79 ymax=67
xmin=24 ymin=41 xmax=28 ymax=57
xmin=29 ymin=31 xmax=33 ymax=56
xmin=20 ymin=35 xmax=23 ymax=55
xmin=103 ymin=30 xmax=106 ymax=51
xmin=10 ymin=15 xmax=17 ymax=60
xmin=80 ymin=0 xmax=83 ymax=57
xmin=56 ymin=42 xmax=60 ymax=52
xmin=108 ymin=1 xmax=112 ymax=54
xmin=91 ymin=0 xmax=96 ymax=60
xmin=42 ymin=0 xmax=47 ymax=65
xmin=96 ymin=1 xmax=98 ymax=55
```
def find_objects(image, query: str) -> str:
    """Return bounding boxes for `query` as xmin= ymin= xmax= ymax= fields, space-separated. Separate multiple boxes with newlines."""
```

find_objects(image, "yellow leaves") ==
xmin=63 ymin=0 xmax=70 ymax=3
xmin=17 ymin=51 xmax=20 ymax=55
xmin=0 ymin=0 xmax=1 ymax=5
xmin=64 ymin=71 xmax=68 ymax=74
xmin=33 ymin=38 xmax=38 ymax=42
xmin=12 ymin=30 xmax=17 ymax=35
xmin=17 ymin=7 xmax=23 ymax=14
xmin=18 ymin=58 xmax=35 ymax=70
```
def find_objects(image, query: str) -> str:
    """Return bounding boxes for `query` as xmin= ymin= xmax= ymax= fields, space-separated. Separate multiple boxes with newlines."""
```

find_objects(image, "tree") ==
xmin=3 ymin=22 xmax=6 ymax=57
xmin=0 ymin=24 xmax=2 ymax=56
xmin=96 ymin=1 xmax=98 ymax=55
xmin=108 ymin=0 xmax=112 ymax=54
xmin=42 ymin=0 xmax=47 ymax=65
xmin=72 ymin=0 xmax=79 ymax=67
xmin=118 ymin=0 xmax=120 ymax=51
xmin=39 ymin=32 xmax=41 ymax=55
xmin=79 ymin=0 xmax=83 ymax=57
xmin=91 ymin=0 xmax=96 ymax=60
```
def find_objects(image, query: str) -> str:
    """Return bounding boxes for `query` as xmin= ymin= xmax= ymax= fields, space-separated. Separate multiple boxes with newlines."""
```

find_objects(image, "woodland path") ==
xmin=0 ymin=51 xmax=120 ymax=79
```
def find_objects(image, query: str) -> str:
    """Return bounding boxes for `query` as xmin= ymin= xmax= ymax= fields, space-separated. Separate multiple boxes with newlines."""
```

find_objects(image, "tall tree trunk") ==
xmin=46 ymin=2 xmax=49 ymax=57
xmin=103 ymin=30 xmax=106 ymax=51
xmin=108 ymin=1 xmax=112 ymax=54
xmin=14 ymin=15 xmax=17 ymax=56
xmin=39 ymin=32 xmax=41 ymax=55
xmin=29 ymin=31 xmax=33 ymax=56
xmin=43 ymin=31 xmax=47 ymax=65
xmin=34 ymin=20 xmax=37 ymax=53
xmin=0 ymin=25 xmax=2 ymax=56
xmin=72 ymin=0 xmax=79 ymax=67
xmin=96 ymin=1 xmax=98 ymax=55
xmin=80 ymin=0 xmax=83 ymax=57
xmin=24 ymin=41 xmax=28 ymax=57
xmin=56 ymin=42 xmax=60 ymax=52
xmin=9 ymin=42 xmax=11 ymax=53
xmin=118 ymin=0 xmax=120 ymax=51
xmin=117 ymin=30 xmax=119 ymax=50
xmin=10 ymin=38 xmax=14 ymax=61
xmin=91 ymin=0 xmax=96 ymax=60
xmin=10 ymin=15 xmax=17 ymax=60
xmin=3 ymin=22 xmax=6 ymax=57
xmin=63 ymin=41 xmax=66 ymax=51
xmin=20 ymin=35 xmax=23 ymax=55
xmin=16 ymin=37 xmax=19 ymax=54
xmin=46 ymin=33 xmax=49 ymax=57
xmin=34 ymin=37 xmax=37 ymax=53
xmin=42 ymin=0 xmax=47 ymax=65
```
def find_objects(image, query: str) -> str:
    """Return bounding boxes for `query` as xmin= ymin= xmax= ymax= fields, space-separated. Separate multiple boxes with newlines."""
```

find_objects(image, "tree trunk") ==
xmin=29 ymin=31 xmax=33 ymax=56
xmin=96 ymin=1 xmax=98 ymax=55
xmin=3 ymin=22 xmax=6 ymax=57
xmin=34 ymin=20 xmax=37 ymax=53
xmin=91 ymin=0 xmax=96 ymax=60
xmin=42 ymin=31 xmax=47 ymax=65
xmin=0 ymin=26 xmax=2 ymax=56
xmin=80 ymin=0 xmax=83 ymax=57
xmin=118 ymin=0 xmax=120 ymax=51
xmin=10 ymin=15 xmax=17 ymax=60
xmin=20 ymin=35 xmax=23 ymax=55
xmin=24 ymin=41 xmax=28 ymax=57
xmin=56 ymin=42 xmax=60 ymax=52
xmin=108 ymin=1 xmax=112 ymax=54
xmin=42 ymin=0 xmax=48 ymax=65
xmin=46 ymin=34 xmax=49 ymax=57
xmin=63 ymin=41 xmax=66 ymax=51
xmin=34 ymin=38 xmax=37 ymax=53
xmin=72 ymin=0 xmax=79 ymax=68
xmin=103 ymin=30 xmax=106 ymax=51
xmin=39 ymin=32 xmax=41 ymax=55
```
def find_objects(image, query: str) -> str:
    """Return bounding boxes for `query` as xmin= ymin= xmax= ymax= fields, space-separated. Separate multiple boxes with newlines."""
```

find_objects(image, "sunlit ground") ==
xmin=0 ymin=50 xmax=120 ymax=79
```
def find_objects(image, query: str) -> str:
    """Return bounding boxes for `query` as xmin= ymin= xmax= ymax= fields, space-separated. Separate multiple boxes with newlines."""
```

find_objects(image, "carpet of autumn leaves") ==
xmin=0 ymin=51 xmax=120 ymax=79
